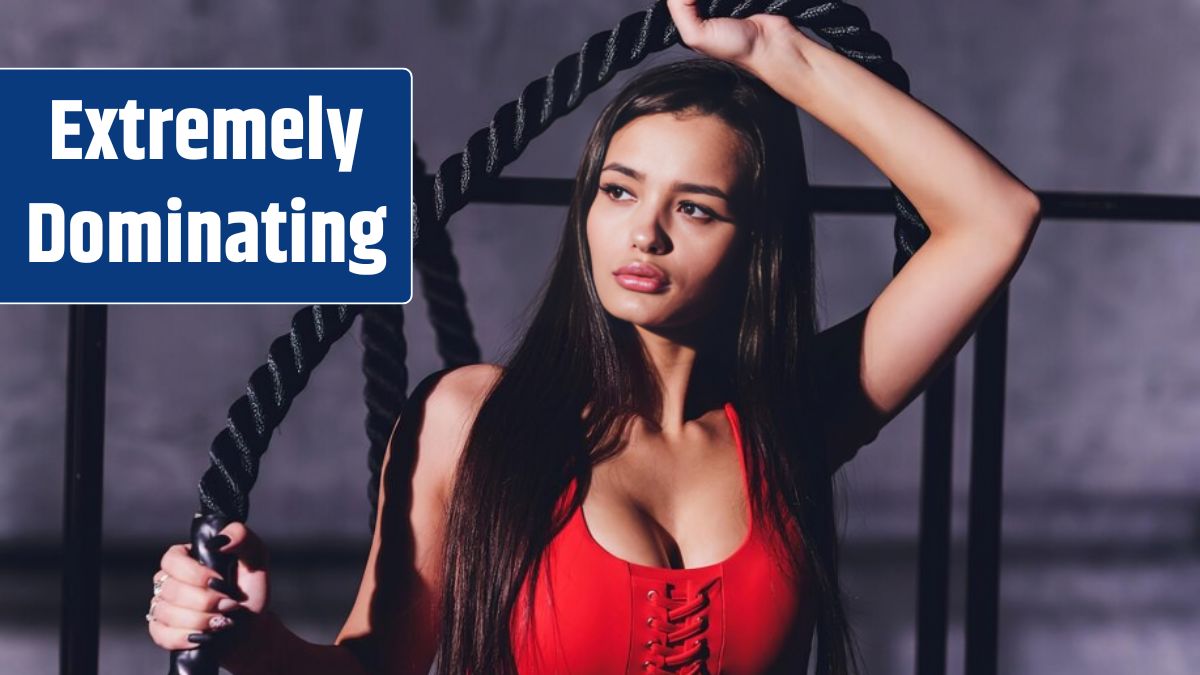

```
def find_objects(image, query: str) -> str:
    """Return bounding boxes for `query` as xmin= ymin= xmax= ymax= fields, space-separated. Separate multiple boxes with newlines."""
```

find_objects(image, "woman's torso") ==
xmin=509 ymin=402 xmax=817 ymax=674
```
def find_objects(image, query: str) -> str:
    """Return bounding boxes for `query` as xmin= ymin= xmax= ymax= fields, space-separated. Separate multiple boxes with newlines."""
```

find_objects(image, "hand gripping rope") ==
xmin=168 ymin=2 xmax=928 ymax=672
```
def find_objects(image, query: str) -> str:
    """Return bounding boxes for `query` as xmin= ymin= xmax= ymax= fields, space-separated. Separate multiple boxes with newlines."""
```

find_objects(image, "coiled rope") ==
xmin=172 ymin=2 xmax=928 ymax=671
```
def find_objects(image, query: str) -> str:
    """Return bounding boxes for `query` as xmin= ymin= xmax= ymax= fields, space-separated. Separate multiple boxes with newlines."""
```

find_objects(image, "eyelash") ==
xmin=599 ymin=183 xmax=717 ymax=221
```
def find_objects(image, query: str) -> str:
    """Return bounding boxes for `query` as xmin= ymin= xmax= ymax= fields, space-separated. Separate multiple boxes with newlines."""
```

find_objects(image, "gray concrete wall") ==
xmin=2 ymin=1 xmax=1198 ymax=673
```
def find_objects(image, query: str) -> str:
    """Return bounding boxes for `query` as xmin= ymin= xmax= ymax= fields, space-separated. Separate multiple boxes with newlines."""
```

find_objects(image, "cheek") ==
xmin=679 ymin=245 xmax=744 ymax=314
xmin=585 ymin=216 xmax=615 ymax=284
xmin=585 ymin=218 xmax=603 ymax=263
xmin=585 ymin=202 xmax=606 ymax=251
xmin=691 ymin=241 xmax=741 ymax=290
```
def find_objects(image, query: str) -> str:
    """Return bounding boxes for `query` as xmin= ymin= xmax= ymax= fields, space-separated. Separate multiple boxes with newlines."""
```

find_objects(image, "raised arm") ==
xmin=667 ymin=0 xmax=1042 ymax=467
xmin=758 ymin=26 xmax=1040 ymax=433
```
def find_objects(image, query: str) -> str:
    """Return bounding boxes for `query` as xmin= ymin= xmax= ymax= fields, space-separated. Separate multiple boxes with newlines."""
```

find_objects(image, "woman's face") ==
xmin=586 ymin=111 xmax=749 ymax=335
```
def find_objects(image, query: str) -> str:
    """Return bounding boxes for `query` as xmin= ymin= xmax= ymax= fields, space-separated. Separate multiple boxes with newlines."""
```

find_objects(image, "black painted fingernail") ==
xmin=210 ymin=535 xmax=231 ymax=548
xmin=187 ymin=633 xmax=213 ymax=645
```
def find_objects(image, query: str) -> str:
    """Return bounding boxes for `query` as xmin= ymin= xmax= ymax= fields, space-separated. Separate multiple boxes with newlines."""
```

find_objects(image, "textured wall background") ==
xmin=1 ymin=1 xmax=1198 ymax=673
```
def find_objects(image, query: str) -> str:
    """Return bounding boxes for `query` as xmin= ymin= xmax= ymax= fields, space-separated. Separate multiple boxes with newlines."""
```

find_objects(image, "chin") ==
xmin=609 ymin=303 xmax=691 ymax=334
xmin=600 ymin=301 xmax=661 ymax=327
xmin=606 ymin=307 xmax=658 ymax=327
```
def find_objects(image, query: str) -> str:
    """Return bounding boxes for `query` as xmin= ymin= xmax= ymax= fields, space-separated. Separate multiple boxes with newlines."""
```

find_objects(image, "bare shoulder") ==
xmin=422 ymin=363 xmax=504 ymax=440
xmin=432 ymin=362 xmax=504 ymax=410
xmin=412 ymin=363 xmax=505 ymax=502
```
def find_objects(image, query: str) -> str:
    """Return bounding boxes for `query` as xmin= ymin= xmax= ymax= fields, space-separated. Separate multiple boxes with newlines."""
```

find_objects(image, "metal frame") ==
xmin=57 ymin=179 xmax=1200 ymax=675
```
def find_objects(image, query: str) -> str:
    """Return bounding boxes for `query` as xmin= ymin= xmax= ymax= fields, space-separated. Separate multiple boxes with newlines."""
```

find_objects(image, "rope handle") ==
xmin=167 ymin=513 xmax=236 ymax=675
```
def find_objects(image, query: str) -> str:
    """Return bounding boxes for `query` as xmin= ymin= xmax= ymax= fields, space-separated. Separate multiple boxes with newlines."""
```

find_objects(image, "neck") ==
xmin=632 ymin=322 xmax=732 ymax=437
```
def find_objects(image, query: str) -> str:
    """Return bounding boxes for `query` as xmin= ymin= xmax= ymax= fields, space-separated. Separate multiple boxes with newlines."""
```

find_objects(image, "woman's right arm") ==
xmin=153 ymin=364 xmax=499 ymax=675
xmin=324 ymin=364 xmax=499 ymax=674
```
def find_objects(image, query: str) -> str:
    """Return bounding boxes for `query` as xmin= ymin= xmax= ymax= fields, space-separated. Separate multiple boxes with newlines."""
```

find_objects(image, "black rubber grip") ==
xmin=168 ymin=512 xmax=237 ymax=675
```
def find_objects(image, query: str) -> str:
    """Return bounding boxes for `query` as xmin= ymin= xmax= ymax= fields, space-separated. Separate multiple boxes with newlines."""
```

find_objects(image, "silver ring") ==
xmin=152 ymin=577 xmax=165 ymax=597
xmin=146 ymin=598 xmax=159 ymax=623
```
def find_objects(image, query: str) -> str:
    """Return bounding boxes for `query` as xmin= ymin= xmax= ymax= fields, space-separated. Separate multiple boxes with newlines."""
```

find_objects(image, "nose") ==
xmin=630 ymin=203 xmax=669 ymax=255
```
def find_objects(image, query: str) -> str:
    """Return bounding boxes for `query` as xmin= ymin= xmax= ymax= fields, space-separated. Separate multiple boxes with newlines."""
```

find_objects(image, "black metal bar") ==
xmin=1033 ymin=191 xmax=1200 ymax=222
xmin=461 ymin=175 xmax=573 ymax=206
xmin=964 ymin=289 xmax=1010 ymax=675
xmin=439 ymin=174 xmax=1200 ymax=222
xmin=915 ymin=358 xmax=956 ymax=675
xmin=60 ymin=305 xmax=108 ymax=675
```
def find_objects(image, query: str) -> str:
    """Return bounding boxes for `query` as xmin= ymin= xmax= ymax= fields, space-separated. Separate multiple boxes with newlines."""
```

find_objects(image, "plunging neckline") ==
xmin=574 ymin=401 xmax=754 ymax=574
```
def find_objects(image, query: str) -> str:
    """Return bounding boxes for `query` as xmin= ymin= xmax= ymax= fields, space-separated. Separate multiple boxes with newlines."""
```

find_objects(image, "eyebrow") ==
xmin=601 ymin=162 xmax=731 ymax=202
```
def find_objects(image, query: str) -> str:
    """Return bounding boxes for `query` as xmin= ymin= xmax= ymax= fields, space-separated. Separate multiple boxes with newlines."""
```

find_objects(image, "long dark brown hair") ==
xmin=436 ymin=56 xmax=863 ymax=675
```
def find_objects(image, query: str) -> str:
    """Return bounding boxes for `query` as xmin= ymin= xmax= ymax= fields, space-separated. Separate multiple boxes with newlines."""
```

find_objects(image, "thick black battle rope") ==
xmin=170 ymin=303 xmax=359 ymax=674
xmin=172 ymin=2 xmax=928 ymax=672
xmin=195 ymin=304 xmax=358 ymax=522
xmin=409 ymin=145 xmax=482 ymax=373
xmin=361 ymin=305 xmax=409 ymax=533
xmin=363 ymin=148 xmax=482 ymax=534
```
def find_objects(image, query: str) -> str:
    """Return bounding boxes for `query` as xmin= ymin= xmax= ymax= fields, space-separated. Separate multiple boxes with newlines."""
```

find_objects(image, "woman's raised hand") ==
xmin=146 ymin=521 xmax=271 ymax=652
xmin=666 ymin=0 xmax=803 ymax=78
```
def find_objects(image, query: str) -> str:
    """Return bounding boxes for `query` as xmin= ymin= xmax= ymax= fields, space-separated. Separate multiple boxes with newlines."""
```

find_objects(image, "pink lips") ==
xmin=613 ymin=261 xmax=669 ymax=293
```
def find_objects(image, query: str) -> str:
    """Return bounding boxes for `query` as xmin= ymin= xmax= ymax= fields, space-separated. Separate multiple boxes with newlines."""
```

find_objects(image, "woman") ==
xmin=146 ymin=1 xmax=1041 ymax=673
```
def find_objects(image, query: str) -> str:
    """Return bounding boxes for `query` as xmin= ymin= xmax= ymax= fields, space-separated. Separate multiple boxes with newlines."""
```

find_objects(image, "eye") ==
xmin=679 ymin=201 xmax=717 ymax=222
xmin=600 ymin=184 xmax=719 ymax=222
xmin=600 ymin=183 xmax=633 ymax=201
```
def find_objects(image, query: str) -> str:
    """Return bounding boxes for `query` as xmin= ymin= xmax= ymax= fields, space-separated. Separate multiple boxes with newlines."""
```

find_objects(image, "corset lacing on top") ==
xmin=639 ymin=577 xmax=719 ymax=673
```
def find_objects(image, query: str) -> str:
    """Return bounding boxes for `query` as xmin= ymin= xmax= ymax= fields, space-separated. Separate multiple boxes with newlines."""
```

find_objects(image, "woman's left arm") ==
xmin=670 ymin=0 xmax=1042 ymax=425
xmin=759 ymin=29 xmax=1040 ymax=425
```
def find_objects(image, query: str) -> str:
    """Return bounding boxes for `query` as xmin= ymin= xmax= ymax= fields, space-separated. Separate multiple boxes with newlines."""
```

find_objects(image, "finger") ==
xmin=161 ymin=545 xmax=223 ymax=588
xmin=148 ymin=619 xmax=200 ymax=652
xmin=667 ymin=0 xmax=705 ymax=44
xmin=219 ymin=521 xmax=268 ymax=568
xmin=153 ymin=598 xmax=235 ymax=634
xmin=158 ymin=575 xmax=240 ymax=613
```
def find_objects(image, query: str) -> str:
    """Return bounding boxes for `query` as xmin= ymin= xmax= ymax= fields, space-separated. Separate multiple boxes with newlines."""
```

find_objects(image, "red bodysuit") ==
xmin=510 ymin=402 xmax=817 ymax=674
